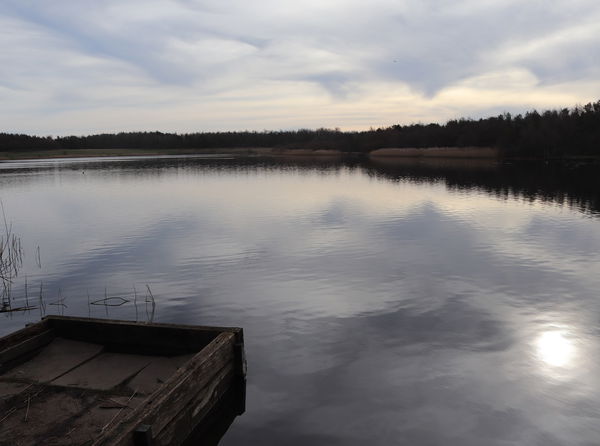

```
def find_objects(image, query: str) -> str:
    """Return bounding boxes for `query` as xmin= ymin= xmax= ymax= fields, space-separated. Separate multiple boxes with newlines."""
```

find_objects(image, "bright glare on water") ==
xmin=536 ymin=331 xmax=575 ymax=368
xmin=1 ymin=156 xmax=600 ymax=445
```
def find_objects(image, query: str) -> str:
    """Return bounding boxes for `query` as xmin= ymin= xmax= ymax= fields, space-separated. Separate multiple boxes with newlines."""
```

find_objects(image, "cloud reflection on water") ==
xmin=1 ymin=157 xmax=600 ymax=445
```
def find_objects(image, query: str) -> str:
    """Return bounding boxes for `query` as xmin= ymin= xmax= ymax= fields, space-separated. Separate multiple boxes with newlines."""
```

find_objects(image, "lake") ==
xmin=1 ymin=155 xmax=600 ymax=445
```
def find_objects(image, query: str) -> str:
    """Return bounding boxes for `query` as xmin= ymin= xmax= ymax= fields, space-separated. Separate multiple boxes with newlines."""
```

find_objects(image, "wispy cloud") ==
xmin=1 ymin=0 xmax=599 ymax=134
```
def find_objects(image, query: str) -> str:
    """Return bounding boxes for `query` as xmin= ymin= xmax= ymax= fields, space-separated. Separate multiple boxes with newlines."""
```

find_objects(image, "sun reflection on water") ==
xmin=536 ymin=331 xmax=575 ymax=367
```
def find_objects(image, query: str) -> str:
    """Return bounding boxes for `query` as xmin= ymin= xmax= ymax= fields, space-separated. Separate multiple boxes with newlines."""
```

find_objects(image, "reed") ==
xmin=0 ymin=202 xmax=157 ymax=321
xmin=0 ymin=202 xmax=24 ymax=312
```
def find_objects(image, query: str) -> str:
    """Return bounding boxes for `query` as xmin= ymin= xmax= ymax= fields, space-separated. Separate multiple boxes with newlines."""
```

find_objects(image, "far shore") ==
xmin=0 ymin=146 xmax=498 ymax=161
xmin=0 ymin=146 xmax=596 ymax=162
xmin=0 ymin=147 xmax=347 ymax=161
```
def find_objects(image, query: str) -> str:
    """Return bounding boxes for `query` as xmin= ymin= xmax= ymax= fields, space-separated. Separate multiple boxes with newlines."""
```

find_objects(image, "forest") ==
xmin=1 ymin=100 xmax=599 ymax=158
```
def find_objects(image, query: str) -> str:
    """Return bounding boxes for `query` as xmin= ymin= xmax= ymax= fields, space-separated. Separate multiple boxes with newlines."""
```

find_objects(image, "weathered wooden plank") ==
xmin=52 ymin=352 xmax=152 ymax=391
xmin=127 ymin=353 xmax=195 ymax=395
xmin=139 ymin=333 xmax=235 ymax=437
xmin=45 ymin=316 xmax=241 ymax=356
xmin=0 ymin=386 xmax=88 ymax=446
xmin=4 ymin=337 xmax=103 ymax=383
xmin=0 ymin=317 xmax=246 ymax=446
xmin=233 ymin=339 xmax=247 ymax=415
xmin=0 ymin=329 xmax=55 ymax=374
xmin=0 ymin=319 xmax=50 ymax=351
xmin=67 ymin=394 xmax=147 ymax=444
xmin=0 ymin=381 xmax=30 ymax=407
xmin=180 ymin=387 xmax=242 ymax=446
xmin=93 ymin=332 xmax=236 ymax=446
xmin=45 ymin=315 xmax=242 ymax=336
xmin=154 ymin=362 xmax=235 ymax=446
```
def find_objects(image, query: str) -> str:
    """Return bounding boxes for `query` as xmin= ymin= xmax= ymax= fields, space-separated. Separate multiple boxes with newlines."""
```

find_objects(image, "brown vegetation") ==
xmin=369 ymin=147 xmax=498 ymax=159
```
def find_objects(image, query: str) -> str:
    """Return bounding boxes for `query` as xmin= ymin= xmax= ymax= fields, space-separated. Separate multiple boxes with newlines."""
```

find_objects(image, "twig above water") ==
xmin=0 ymin=305 xmax=37 ymax=313
xmin=90 ymin=296 xmax=130 ymax=307
xmin=145 ymin=284 xmax=155 ymax=323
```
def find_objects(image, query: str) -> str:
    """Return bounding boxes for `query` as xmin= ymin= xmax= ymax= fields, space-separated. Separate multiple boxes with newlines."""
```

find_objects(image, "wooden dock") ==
xmin=0 ymin=316 xmax=246 ymax=446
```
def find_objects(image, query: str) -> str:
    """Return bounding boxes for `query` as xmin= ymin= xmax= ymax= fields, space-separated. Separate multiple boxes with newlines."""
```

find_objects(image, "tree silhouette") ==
xmin=1 ymin=100 xmax=599 ymax=158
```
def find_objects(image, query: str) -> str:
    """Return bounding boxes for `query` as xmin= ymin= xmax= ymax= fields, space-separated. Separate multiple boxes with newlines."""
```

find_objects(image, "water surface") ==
xmin=1 ymin=155 xmax=600 ymax=445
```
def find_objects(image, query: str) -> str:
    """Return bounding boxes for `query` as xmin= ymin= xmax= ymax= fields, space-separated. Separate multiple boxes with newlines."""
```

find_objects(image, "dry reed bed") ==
xmin=369 ymin=147 xmax=498 ymax=158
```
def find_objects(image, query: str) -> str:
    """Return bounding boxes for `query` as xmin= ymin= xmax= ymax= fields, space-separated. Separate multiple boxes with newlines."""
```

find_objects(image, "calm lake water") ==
xmin=1 ymin=155 xmax=600 ymax=445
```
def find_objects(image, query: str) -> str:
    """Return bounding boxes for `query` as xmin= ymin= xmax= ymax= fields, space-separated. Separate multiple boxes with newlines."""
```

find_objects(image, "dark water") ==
xmin=1 ymin=155 xmax=600 ymax=445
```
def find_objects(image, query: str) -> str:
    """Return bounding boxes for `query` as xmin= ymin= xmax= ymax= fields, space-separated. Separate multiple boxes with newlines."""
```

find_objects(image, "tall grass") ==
xmin=0 ymin=202 xmax=23 ymax=311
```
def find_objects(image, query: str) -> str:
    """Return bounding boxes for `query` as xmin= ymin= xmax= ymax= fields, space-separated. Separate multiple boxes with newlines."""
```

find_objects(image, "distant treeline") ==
xmin=1 ymin=100 xmax=599 ymax=158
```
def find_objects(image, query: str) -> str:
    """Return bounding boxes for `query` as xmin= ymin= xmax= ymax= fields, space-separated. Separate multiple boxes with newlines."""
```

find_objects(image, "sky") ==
xmin=1 ymin=0 xmax=600 ymax=136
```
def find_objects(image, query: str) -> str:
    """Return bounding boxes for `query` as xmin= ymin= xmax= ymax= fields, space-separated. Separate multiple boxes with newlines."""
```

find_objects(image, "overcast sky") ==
xmin=1 ymin=0 xmax=599 ymax=135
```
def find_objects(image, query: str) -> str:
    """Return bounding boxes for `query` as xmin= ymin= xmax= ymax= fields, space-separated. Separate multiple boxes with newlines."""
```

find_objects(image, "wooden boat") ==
xmin=0 ymin=316 xmax=246 ymax=446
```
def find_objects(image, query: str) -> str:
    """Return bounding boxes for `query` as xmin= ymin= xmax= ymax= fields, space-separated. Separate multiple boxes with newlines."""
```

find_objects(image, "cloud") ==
xmin=1 ymin=0 xmax=599 ymax=134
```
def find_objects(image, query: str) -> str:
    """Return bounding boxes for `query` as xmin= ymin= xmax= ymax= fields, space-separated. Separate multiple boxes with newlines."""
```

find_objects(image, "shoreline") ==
xmin=0 ymin=147 xmax=347 ymax=161
xmin=0 ymin=147 xmax=598 ymax=162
